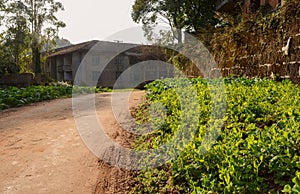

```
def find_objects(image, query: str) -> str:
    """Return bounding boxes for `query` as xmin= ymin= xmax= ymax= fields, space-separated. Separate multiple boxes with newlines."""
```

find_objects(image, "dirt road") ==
xmin=0 ymin=91 xmax=144 ymax=194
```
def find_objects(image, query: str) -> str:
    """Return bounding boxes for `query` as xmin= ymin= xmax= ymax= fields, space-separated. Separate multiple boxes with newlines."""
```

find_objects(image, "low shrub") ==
xmin=0 ymin=85 xmax=111 ymax=110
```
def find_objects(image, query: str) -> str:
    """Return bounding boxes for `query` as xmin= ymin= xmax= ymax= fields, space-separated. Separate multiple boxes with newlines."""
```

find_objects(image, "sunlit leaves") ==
xmin=132 ymin=78 xmax=300 ymax=193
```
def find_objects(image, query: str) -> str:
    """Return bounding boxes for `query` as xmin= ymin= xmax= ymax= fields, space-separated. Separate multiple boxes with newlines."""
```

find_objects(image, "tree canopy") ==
xmin=131 ymin=0 xmax=217 ymax=42
xmin=0 ymin=0 xmax=65 ymax=75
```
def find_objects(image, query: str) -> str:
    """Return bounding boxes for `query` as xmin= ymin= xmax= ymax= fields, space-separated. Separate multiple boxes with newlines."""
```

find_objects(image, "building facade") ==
xmin=45 ymin=40 xmax=174 ymax=88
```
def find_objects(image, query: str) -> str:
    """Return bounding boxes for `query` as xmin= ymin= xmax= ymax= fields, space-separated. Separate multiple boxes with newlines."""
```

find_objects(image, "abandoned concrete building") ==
xmin=44 ymin=40 xmax=174 ymax=88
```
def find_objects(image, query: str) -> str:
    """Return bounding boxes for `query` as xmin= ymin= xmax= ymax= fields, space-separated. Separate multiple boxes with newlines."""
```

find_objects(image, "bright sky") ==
xmin=57 ymin=0 xmax=145 ymax=44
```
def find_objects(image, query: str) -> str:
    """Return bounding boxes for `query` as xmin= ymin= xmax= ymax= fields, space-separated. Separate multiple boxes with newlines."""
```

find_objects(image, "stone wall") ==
xmin=218 ymin=62 xmax=300 ymax=83
xmin=215 ymin=34 xmax=300 ymax=84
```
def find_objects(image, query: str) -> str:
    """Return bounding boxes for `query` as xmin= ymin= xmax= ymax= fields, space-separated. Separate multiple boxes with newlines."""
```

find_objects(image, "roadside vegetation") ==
xmin=131 ymin=78 xmax=300 ymax=193
xmin=0 ymin=85 xmax=111 ymax=110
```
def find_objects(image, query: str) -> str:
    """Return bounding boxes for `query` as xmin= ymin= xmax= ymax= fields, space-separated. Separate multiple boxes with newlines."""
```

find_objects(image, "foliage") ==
xmin=23 ymin=0 xmax=65 ymax=73
xmin=282 ymin=171 xmax=300 ymax=193
xmin=0 ymin=85 xmax=71 ymax=110
xmin=131 ymin=0 xmax=216 ymax=42
xmin=51 ymin=37 xmax=72 ymax=50
xmin=0 ymin=36 xmax=20 ymax=75
xmin=2 ymin=0 xmax=31 ymax=73
xmin=0 ymin=0 xmax=65 ymax=74
xmin=0 ymin=0 xmax=5 ymax=24
xmin=0 ymin=85 xmax=112 ymax=110
xmin=131 ymin=78 xmax=300 ymax=193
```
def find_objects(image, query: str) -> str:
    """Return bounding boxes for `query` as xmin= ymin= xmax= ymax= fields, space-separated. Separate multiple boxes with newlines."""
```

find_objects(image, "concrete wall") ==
xmin=56 ymin=57 xmax=64 ymax=81
xmin=63 ymin=55 xmax=72 ymax=81
xmin=72 ymin=52 xmax=82 ymax=80
xmin=0 ymin=73 xmax=35 ymax=88
xmin=98 ymin=55 xmax=131 ymax=88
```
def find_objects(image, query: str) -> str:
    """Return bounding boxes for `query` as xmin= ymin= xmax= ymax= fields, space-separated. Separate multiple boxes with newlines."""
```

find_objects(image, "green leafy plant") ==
xmin=283 ymin=171 xmax=300 ymax=194
xmin=0 ymin=85 xmax=111 ymax=110
xmin=131 ymin=78 xmax=300 ymax=193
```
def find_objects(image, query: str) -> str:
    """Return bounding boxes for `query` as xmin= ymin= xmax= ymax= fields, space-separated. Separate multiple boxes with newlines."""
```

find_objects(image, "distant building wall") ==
xmin=72 ymin=52 xmax=82 ymax=80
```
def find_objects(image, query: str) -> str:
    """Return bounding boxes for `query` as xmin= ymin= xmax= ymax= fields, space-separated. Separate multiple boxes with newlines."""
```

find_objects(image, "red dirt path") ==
xmin=0 ymin=91 xmax=144 ymax=194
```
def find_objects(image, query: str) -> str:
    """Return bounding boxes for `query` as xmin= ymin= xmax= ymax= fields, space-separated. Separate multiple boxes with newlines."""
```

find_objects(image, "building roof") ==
xmin=47 ymin=40 xmax=99 ymax=57
xmin=47 ymin=40 xmax=142 ymax=58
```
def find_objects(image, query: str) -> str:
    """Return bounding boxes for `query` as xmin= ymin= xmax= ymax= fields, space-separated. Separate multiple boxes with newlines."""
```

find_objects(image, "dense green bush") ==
xmin=132 ymin=78 xmax=300 ymax=193
xmin=0 ymin=85 xmax=111 ymax=110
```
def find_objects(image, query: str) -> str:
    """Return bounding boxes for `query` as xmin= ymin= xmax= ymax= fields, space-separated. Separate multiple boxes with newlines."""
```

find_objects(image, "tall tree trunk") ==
xmin=172 ymin=14 xmax=183 ymax=44
xmin=32 ymin=45 xmax=41 ymax=73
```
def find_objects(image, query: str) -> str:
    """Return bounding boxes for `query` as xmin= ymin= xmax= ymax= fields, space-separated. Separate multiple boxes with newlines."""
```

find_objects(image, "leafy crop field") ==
xmin=132 ymin=78 xmax=300 ymax=193
xmin=0 ymin=85 xmax=111 ymax=110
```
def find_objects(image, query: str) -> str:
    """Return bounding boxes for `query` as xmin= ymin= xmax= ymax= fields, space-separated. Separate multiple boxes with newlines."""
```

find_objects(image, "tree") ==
xmin=0 ymin=0 xmax=65 ymax=74
xmin=4 ymin=0 xmax=30 ymax=68
xmin=131 ymin=0 xmax=217 ymax=42
xmin=182 ymin=0 xmax=217 ymax=33
xmin=0 ymin=1 xmax=26 ymax=75
xmin=132 ymin=0 xmax=217 ymax=77
xmin=0 ymin=35 xmax=20 ymax=75
xmin=0 ymin=0 xmax=6 ymax=21
xmin=132 ymin=0 xmax=185 ymax=43
xmin=23 ymin=0 xmax=65 ymax=74
xmin=54 ymin=37 xmax=72 ymax=49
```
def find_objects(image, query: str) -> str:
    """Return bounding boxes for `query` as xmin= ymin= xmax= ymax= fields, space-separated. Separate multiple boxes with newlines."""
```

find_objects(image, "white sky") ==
xmin=57 ymin=0 xmax=145 ymax=44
